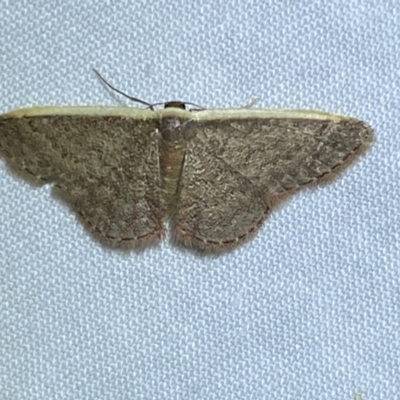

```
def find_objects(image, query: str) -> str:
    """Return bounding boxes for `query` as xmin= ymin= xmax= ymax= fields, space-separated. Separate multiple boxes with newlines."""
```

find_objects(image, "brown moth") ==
xmin=0 ymin=103 xmax=373 ymax=252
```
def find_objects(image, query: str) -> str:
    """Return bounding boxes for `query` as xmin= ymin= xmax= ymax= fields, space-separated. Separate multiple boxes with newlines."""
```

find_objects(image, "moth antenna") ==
xmin=93 ymin=68 xmax=155 ymax=110
xmin=241 ymin=98 xmax=259 ymax=108
xmin=93 ymin=69 xmax=205 ymax=111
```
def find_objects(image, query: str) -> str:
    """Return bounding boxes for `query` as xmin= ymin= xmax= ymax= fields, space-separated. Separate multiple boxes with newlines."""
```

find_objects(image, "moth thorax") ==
xmin=160 ymin=117 xmax=188 ymax=215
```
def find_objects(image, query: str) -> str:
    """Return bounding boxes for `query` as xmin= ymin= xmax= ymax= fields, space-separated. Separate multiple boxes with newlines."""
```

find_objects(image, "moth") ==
xmin=0 ymin=74 xmax=374 ymax=252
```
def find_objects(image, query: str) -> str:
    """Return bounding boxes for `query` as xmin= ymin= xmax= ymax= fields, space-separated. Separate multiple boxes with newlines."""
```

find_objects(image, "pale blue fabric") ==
xmin=0 ymin=1 xmax=399 ymax=399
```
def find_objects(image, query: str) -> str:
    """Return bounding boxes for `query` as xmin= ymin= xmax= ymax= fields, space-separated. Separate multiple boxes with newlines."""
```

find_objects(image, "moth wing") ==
xmin=172 ymin=134 xmax=271 ymax=252
xmin=0 ymin=108 xmax=164 ymax=248
xmin=172 ymin=112 xmax=373 ymax=251
xmin=205 ymin=114 xmax=373 ymax=203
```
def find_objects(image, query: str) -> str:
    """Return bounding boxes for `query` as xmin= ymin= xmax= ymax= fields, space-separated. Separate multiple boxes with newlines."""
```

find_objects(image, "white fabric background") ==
xmin=0 ymin=1 xmax=399 ymax=399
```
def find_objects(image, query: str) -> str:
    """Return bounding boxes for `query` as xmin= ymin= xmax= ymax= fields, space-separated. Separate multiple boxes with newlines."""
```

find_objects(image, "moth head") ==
xmin=163 ymin=101 xmax=186 ymax=110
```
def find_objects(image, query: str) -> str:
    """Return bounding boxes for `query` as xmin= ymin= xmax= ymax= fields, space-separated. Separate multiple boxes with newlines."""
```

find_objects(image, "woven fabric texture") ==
xmin=0 ymin=1 xmax=399 ymax=399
